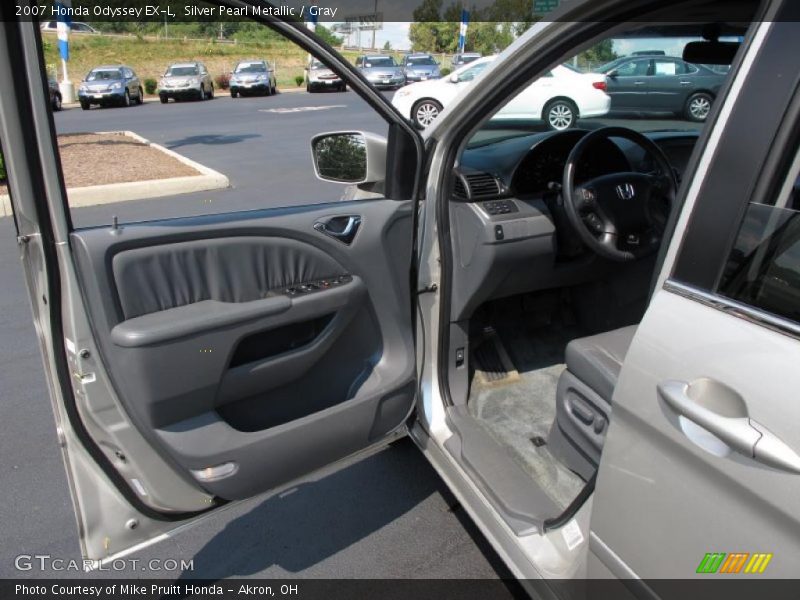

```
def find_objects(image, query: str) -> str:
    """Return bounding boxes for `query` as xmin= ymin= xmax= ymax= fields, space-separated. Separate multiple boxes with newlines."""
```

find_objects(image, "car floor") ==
xmin=467 ymin=319 xmax=586 ymax=510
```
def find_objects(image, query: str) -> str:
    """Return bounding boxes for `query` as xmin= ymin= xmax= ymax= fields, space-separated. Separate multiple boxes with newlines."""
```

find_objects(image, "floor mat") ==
xmin=468 ymin=323 xmax=585 ymax=510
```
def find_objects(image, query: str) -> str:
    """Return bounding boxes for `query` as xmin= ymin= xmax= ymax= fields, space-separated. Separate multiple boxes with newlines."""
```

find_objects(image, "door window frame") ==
xmin=667 ymin=18 xmax=800 ymax=339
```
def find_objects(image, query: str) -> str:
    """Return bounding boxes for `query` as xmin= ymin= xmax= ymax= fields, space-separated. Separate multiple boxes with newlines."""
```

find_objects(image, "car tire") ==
xmin=123 ymin=90 xmax=131 ymax=107
xmin=307 ymin=84 xmax=314 ymax=93
xmin=412 ymin=99 xmax=443 ymax=128
xmin=544 ymin=99 xmax=578 ymax=131
xmin=685 ymin=92 xmax=713 ymax=122
xmin=265 ymin=83 xmax=272 ymax=97
xmin=199 ymin=85 xmax=206 ymax=101
xmin=159 ymin=95 xmax=168 ymax=104
xmin=272 ymin=82 xmax=277 ymax=95
xmin=136 ymin=87 xmax=144 ymax=105
xmin=208 ymin=84 xmax=214 ymax=100
xmin=52 ymin=93 xmax=62 ymax=111
xmin=80 ymin=100 xmax=90 ymax=111
xmin=231 ymin=89 xmax=238 ymax=98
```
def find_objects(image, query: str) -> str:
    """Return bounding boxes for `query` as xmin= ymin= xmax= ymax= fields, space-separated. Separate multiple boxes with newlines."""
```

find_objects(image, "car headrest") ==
xmin=683 ymin=41 xmax=740 ymax=66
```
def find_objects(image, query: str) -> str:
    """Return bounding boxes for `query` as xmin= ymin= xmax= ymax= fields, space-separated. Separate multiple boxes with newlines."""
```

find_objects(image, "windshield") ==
xmin=166 ymin=66 xmax=198 ymax=77
xmin=235 ymin=62 xmax=267 ymax=73
xmin=468 ymin=26 xmax=744 ymax=142
xmin=310 ymin=60 xmax=328 ymax=69
xmin=364 ymin=57 xmax=395 ymax=68
xmin=407 ymin=57 xmax=436 ymax=66
xmin=87 ymin=69 xmax=122 ymax=81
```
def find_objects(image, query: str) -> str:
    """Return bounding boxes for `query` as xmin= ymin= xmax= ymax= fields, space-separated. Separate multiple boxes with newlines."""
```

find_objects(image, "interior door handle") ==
xmin=658 ymin=379 xmax=800 ymax=473
xmin=313 ymin=215 xmax=361 ymax=245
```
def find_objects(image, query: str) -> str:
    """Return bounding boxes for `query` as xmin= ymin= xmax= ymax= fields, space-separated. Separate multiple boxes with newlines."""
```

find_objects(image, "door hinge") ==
xmin=417 ymin=283 xmax=438 ymax=295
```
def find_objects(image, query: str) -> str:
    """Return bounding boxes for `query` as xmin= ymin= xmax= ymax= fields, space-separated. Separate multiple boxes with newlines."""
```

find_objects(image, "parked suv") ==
xmin=401 ymin=53 xmax=441 ymax=82
xmin=77 ymin=65 xmax=143 ymax=110
xmin=229 ymin=60 xmax=277 ymax=97
xmin=305 ymin=59 xmax=345 ymax=93
xmin=159 ymin=62 xmax=214 ymax=103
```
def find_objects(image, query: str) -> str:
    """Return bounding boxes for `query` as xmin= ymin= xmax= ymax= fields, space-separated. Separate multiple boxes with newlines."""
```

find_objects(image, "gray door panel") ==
xmin=70 ymin=199 xmax=416 ymax=501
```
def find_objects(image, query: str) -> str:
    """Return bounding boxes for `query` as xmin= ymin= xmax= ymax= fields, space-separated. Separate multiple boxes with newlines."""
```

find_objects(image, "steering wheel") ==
xmin=562 ymin=127 xmax=678 ymax=262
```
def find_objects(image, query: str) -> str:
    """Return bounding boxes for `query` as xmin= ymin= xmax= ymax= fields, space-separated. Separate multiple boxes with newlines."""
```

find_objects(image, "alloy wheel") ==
xmin=415 ymin=101 xmax=441 ymax=127
xmin=548 ymin=102 xmax=574 ymax=130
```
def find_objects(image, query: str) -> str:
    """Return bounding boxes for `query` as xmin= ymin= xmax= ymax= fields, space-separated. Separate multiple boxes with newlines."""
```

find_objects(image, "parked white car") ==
xmin=392 ymin=56 xmax=610 ymax=129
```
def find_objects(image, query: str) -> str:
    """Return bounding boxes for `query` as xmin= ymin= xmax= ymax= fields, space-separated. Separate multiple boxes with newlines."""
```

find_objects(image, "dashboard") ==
xmin=448 ymin=128 xmax=700 ymax=321
xmin=511 ymin=131 xmax=630 ymax=196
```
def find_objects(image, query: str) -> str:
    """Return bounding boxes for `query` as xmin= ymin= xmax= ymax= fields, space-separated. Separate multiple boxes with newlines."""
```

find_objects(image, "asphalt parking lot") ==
xmin=0 ymin=89 xmax=700 ymax=580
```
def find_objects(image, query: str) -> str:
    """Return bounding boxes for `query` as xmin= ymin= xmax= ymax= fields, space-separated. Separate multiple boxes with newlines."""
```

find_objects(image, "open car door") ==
xmin=0 ymin=8 xmax=423 ymax=561
xmin=590 ymin=16 xmax=800 ymax=581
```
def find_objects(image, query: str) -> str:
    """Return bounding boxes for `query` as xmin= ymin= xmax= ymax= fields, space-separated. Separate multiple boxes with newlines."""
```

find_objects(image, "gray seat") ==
xmin=564 ymin=325 xmax=637 ymax=403
xmin=548 ymin=326 xmax=637 ymax=480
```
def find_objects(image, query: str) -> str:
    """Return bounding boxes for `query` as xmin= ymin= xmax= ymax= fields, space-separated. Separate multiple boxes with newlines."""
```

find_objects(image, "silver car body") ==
xmin=355 ymin=55 xmax=405 ymax=89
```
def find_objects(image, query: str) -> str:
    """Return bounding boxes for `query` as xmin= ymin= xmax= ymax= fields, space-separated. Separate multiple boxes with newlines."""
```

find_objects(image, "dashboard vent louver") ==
xmin=453 ymin=176 xmax=468 ymax=199
xmin=465 ymin=173 xmax=501 ymax=199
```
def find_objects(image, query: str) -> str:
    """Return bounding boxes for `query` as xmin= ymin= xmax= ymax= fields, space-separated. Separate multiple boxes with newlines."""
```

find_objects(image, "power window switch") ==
xmin=455 ymin=347 xmax=465 ymax=368
xmin=494 ymin=225 xmax=504 ymax=241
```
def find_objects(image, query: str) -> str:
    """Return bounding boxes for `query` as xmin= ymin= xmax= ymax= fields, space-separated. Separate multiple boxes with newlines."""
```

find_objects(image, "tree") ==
xmin=382 ymin=40 xmax=392 ymax=51
xmin=577 ymin=40 xmax=618 ymax=70
xmin=314 ymin=24 xmax=343 ymax=47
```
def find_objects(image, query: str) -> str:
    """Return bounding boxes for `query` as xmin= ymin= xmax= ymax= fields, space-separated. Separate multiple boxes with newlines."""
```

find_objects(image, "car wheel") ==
xmin=159 ymin=95 xmax=168 ymax=104
xmin=413 ymin=99 xmax=443 ymax=128
xmin=137 ymin=87 xmax=144 ymax=105
xmin=123 ymin=90 xmax=131 ymax=107
xmin=265 ymin=83 xmax=272 ymax=97
xmin=231 ymin=89 xmax=238 ymax=98
xmin=685 ymin=92 xmax=713 ymax=122
xmin=52 ymin=93 xmax=62 ymax=111
xmin=80 ymin=100 xmax=90 ymax=111
xmin=272 ymin=82 xmax=277 ymax=95
xmin=199 ymin=85 xmax=206 ymax=100
xmin=544 ymin=99 xmax=577 ymax=131
xmin=208 ymin=84 xmax=214 ymax=100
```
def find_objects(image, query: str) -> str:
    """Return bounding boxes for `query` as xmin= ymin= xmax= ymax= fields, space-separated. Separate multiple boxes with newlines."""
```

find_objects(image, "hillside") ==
xmin=41 ymin=32 xmax=409 ymax=90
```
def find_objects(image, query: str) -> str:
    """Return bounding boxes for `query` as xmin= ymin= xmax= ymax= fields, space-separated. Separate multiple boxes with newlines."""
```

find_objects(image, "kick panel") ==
xmin=70 ymin=200 xmax=416 ymax=500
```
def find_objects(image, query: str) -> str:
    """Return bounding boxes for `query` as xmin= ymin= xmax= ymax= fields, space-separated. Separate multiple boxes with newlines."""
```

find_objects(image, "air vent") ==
xmin=465 ymin=173 xmax=501 ymax=199
xmin=453 ymin=176 xmax=468 ymax=199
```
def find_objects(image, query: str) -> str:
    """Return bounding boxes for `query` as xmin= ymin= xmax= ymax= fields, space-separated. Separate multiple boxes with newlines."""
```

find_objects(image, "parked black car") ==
xmin=595 ymin=55 xmax=728 ymax=121
xmin=47 ymin=77 xmax=62 ymax=111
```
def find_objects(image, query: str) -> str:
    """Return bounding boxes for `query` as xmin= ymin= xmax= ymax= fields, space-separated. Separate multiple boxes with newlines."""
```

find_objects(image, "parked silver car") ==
xmin=355 ymin=54 xmax=405 ymax=90
xmin=229 ymin=60 xmax=276 ymax=97
xmin=158 ymin=62 xmax=214 ymax=103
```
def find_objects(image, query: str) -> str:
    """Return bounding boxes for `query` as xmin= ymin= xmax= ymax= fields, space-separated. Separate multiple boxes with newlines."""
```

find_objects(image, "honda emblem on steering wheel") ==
xmin=616 ymin=183 xmax=636 ymax=200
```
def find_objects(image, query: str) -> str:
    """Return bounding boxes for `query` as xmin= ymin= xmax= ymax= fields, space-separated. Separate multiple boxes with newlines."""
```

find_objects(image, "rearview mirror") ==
xmin=683 ymin=41 xmax=740 ymax=65
xmin=311 ymin=132 xmax=386 ymax=185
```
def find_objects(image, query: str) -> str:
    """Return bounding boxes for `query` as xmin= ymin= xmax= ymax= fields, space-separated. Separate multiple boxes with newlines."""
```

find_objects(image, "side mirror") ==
xmin=449 ymin=73 xmax=459 ymax=83
xmin=608 ymin=70 xmax=619 ymax=79
xmin=311 ymin=132 xmax=386 ymax=185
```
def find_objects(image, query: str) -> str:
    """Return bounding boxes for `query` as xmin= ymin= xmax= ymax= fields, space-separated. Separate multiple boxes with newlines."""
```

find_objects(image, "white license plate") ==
xmin=93 ymin=94 xmax=104 ymax=98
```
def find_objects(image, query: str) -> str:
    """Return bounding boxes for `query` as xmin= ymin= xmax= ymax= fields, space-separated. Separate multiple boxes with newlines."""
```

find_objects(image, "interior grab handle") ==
xmin=314 ymin=215 xmax=362 ymax=245
xmin=658 ymin=380 xmax=800 ymax=473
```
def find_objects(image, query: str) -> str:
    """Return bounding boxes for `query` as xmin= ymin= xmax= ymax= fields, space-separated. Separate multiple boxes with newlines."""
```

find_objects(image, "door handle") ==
xmin=658 ymin=379 xmax=800 ymax=473
xmin=634 ymin=81 xmax=646 ymax=85
xmin=313 ymin=215 xmax=361 ymax=245
xmin=679 ymin=81 xmax=692 ymax=85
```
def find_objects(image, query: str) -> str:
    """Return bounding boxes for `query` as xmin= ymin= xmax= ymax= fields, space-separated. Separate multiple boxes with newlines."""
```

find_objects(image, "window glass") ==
xmin=718 ymin=164 xmax=800 ymax=323
xmin=654 ymin=60 xmax=680 ymax=75
xmin=616 ymin=59 xmax=650 ymax=76
xmin=41 ymin=19 xmax=391 ymax=229
xmin=458 ymin=62 xmax=488 ymax=82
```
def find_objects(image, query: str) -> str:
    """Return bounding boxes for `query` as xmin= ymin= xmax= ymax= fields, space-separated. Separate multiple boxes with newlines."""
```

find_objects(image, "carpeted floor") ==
xmin=468 ymin=323 xmax=586 ymax=510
